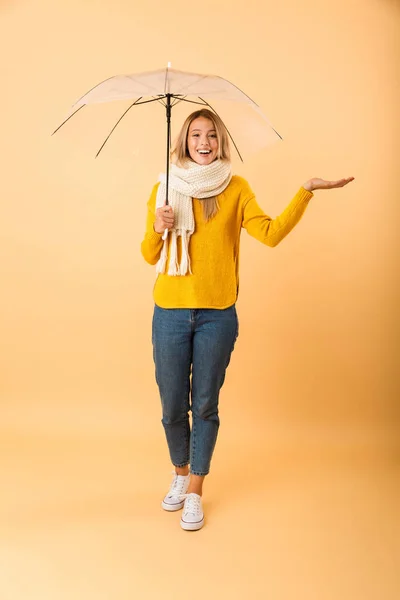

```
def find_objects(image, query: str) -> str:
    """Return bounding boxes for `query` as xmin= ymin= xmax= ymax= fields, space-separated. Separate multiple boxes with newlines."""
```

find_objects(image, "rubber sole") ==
xmin=161 ymin=499 xmax=185 ymax=511
xmin=180 ymin=516 xmax=205 ymax=531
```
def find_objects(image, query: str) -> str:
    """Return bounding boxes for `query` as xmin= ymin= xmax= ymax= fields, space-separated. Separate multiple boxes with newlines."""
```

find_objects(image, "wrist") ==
xmin=302 ymin=182 xmax=314 ymax=192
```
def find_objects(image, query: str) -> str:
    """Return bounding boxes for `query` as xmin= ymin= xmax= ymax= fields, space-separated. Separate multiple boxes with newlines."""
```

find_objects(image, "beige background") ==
xmin=1 ymin=0 xmax=399 ymax=598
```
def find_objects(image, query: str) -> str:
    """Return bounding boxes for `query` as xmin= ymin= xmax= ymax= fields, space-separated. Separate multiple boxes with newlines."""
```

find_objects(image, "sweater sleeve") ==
xmin=242 ymin=186 xmax=314 ymax=247
xmin=140 ymin=183 xmax=164 ymax=265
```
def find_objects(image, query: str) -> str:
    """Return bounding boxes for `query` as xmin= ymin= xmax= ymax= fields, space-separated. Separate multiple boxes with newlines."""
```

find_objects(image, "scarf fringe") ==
xmin=167 ymin=231 xmax=179 ymax=276
xmin=156 ymin=234 xmax=169 ymax=275
xmin=159 ymin=231 xmax=193 ymax=276
xmin=180 ymin=232 xmax=192 ymax=276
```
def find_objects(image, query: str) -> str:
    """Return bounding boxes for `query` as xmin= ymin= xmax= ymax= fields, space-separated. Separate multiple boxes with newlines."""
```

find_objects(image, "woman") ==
xmin=141 ymin=109 xmax=354 ymax=531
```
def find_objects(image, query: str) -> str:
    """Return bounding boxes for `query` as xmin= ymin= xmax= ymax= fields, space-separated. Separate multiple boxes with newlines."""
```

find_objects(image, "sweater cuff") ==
xmin=148 ymin=228 xmax=163 ymax=242
xmin=299 ymin=186 xmax=314 ymax=199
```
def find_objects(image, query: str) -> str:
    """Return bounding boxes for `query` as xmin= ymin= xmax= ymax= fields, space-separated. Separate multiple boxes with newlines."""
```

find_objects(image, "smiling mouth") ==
xmin=197 ymin=150 xmax=211 ymax=155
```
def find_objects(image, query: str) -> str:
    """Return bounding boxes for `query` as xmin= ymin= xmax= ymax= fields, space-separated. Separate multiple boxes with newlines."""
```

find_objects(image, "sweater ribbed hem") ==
xmin=154 ymin=300 xmax=237 ymax=310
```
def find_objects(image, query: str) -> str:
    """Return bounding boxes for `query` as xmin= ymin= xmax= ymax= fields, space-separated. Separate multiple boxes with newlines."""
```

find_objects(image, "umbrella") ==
xmin=52 ymin=64 xmax=282 ymax=206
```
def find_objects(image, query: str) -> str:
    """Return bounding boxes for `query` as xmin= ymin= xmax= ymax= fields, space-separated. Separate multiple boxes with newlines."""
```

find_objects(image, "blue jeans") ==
xmin=152 ymin=304 xmax=239 ymax=476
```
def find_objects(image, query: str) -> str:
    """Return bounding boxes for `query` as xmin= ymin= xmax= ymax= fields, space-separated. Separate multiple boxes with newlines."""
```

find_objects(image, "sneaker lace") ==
xmin=181 ymin=493 xmax=202 ymax=516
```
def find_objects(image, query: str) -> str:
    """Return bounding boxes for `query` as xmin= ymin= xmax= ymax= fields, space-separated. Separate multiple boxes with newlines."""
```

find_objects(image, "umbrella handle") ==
xmin=162 ymin=228 xmax=168 ymax=241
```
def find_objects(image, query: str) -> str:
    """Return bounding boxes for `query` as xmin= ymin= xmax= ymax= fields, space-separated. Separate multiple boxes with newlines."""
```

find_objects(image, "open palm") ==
xmin=306 ymin=177 xmax=355 ymax=191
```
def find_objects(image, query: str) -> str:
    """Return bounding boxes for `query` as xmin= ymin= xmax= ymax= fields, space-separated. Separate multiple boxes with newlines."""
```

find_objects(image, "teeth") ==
xmin=198 ymin=150 xmax=211 ymax=154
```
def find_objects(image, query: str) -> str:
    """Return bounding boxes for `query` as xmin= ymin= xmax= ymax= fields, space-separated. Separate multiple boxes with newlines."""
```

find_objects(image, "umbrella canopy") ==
xmin=52 ymin=66 xmax=282 ymax=203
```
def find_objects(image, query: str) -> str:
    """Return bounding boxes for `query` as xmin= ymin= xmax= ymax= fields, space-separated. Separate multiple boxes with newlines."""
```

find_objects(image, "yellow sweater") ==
xmin=141 ymin=175 xmax=313 ymax=309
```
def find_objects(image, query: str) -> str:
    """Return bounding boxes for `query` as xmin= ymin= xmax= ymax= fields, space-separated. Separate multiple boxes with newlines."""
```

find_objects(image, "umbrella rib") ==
xmin=175 ymin=97 xmax=208 ymax=107
xmin=130 ymin=97 xmax=166 ymax=106
xmin=171 ymin=74 xmax=209 ymax=95
xmin=152 ymin=96 xmax=167 ymax=107
xmin=51 ymin=105 xmax=86 ymax=135
xmin=95 ymin=96 xmax=162 ymax=158
xmin=171 ymin=96 xmax=187 ymax=107
xmin=125 ymin=74 xmax=163 ymax=97
xmin=52 ymin=97 xmax=161 ymax=139
xmin=269 ymin=126 xmax=283 ymax=140
xmin=72 ymin=75 xmax=117 ymax=107
xmin=214 ymin=76 xmax=283 ymax=139
xmin=197 ymin=97 xmax=244 ymax=163
xmin=214 ymin=74 xmax=261 ymax=107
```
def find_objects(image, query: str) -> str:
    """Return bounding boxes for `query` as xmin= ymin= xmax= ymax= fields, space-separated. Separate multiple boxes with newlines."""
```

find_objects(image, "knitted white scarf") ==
xmin=155 ymin=159 xmax=232 ymax=276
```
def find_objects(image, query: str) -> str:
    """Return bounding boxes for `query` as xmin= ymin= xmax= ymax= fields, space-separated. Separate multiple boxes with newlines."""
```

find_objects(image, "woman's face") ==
xmin=187 ymin=117 xmax=219 ymax=165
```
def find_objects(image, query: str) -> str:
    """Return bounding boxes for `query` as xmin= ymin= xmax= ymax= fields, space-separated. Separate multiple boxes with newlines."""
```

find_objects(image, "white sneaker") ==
xmin=161 ymin=470 xmax=191 ymax=511
xmin=180 ymin=493 xmax=204 ymax=531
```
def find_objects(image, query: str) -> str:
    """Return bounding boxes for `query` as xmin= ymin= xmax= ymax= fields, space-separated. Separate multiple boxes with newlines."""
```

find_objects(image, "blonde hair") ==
xmin=171 ymin=109 xmax=231 ymax=222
